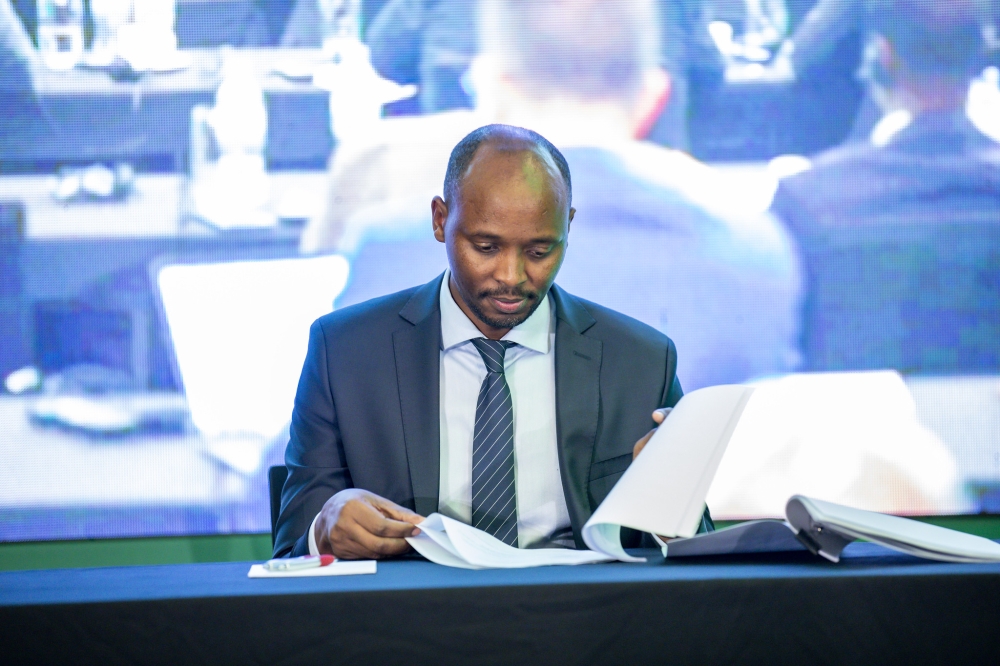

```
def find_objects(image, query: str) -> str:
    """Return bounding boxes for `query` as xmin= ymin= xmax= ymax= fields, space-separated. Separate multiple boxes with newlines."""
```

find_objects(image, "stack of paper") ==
xmin=407 ymin=514 xmax=614 ymax=569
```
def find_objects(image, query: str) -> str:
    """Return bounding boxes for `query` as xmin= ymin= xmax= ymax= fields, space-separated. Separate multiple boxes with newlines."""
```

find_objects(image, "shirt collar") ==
xmin=439 ymin=271 xmax=552 ymax=354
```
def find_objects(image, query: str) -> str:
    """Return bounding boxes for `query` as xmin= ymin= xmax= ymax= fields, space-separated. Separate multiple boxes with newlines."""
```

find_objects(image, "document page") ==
xmin=407 ymin=514 xmax=615 ymax=569
xmin=582 ymin=385 xmax=755 ymax=562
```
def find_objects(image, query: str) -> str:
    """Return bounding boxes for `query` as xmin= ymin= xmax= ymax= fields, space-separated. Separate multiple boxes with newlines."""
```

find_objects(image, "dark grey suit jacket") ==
xmin=274 ymin=274 xmax=709 ymax=557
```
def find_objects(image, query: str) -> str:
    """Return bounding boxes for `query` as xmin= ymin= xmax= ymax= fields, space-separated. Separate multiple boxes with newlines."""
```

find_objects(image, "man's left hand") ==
xmin=632 ymin=407 xmax=672 ymax=460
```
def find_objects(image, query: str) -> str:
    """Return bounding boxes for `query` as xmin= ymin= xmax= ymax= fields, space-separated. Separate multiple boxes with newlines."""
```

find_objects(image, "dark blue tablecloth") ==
xmin=0 ymin=543 xmax=996 ymax=606
xmin=3 ymin=543 xmax=1000 ymax=665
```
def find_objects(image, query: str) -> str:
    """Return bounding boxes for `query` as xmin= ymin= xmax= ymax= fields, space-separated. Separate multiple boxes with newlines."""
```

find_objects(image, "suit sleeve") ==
xmin=272 ymin=319 xmax=355 ymax=557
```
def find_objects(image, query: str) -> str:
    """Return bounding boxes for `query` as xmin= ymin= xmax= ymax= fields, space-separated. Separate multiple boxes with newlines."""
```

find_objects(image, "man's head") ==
xmin=472 ymin=0 xmax=668 ymax=142
xmin=865 ymin=0 xmax=990 ymax=113
xmin=432 ymin=124 xmax=575 ymax=339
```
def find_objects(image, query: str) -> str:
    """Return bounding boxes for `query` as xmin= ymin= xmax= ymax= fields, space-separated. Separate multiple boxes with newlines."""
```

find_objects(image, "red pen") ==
xmin=262 ymin=554 xmax=336 ymax=571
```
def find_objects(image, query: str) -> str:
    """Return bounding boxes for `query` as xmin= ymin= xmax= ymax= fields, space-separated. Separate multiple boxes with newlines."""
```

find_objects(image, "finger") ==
xmin=338 ymin=533 xmax=410 ymax=560
xmin=348 ymin=523 xmax=413 ymax=558
xmin=370 ymin=495 xmax=425 ymax=526
xmin=351 ymin=500 xmax=419 ymax=538
xmin=633 ymin=427 xmax=657 ymax=460
xmin=652 ymin=407 xmax=673 ymax=424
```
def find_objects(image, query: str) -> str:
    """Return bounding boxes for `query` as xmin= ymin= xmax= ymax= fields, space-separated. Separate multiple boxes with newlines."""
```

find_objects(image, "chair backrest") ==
xmin=267 ymin=464 xmax=289 ymax=548
xmin=796 ymin=209 xmax=1000 ymax=373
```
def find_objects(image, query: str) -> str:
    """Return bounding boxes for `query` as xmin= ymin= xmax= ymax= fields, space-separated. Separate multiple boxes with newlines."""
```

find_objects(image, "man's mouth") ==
xmin=489 ymin=296 xmax=526 ymax=314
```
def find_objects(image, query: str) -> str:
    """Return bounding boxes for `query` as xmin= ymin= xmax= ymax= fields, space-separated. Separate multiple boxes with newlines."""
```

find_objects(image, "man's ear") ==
xmin=431 ymin=196 xmax=448 ymax=243
xmin=632 ymin=67 xmax=671 ymax=140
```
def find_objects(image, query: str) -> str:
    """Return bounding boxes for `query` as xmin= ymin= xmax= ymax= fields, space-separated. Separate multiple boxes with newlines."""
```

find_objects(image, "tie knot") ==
xmin=471 ymin=338 xmax=515 ymax=374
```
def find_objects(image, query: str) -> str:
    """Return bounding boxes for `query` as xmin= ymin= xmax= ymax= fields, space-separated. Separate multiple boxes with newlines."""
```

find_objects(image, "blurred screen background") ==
xmin=1 ymin=0 xmax=999 ymax=543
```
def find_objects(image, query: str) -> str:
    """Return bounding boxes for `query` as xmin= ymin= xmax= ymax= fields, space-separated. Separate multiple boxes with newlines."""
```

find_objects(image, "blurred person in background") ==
xmin=362 ymin=0 xmax=722 ymax=149
xmin=770 ymin=0 xmax=1000 ymax=373
xmin=0 ymin=0 xmax=46 ymax=155
xmin=302 ymin=0 xmax=802 ymax=391
xmin=364 ymin=0 xmax=477 ymax=113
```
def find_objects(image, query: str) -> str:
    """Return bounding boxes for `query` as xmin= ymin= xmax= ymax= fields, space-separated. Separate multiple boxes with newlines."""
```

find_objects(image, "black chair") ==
xmin=267 ymin=465 xmax=289 ymax=548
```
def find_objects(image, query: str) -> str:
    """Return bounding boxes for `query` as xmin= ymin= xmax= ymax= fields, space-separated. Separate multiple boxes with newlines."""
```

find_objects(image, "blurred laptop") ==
xmin=154 ymin=254 xmax=350 ymax=475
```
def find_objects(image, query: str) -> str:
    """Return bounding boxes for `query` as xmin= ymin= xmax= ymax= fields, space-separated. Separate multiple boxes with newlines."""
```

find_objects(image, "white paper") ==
xmin=407 ymin=514 xmax=615 ymax=569
xmin=792 ymin=496 xmax=1000 ymax=564
xmin=582 ymin=385 xmax=755 ymax=562
xmin=247 ymin=560 xmax=377 ymax=578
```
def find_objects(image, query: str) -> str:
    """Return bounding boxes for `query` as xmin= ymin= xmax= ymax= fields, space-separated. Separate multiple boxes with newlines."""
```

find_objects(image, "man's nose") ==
xmin=494 ymin=248 xmax=527 ymax=286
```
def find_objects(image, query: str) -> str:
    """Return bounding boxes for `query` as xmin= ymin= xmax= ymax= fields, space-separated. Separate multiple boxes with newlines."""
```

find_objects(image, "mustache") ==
xmin=478 ymin=287 xmax=538 ymax=301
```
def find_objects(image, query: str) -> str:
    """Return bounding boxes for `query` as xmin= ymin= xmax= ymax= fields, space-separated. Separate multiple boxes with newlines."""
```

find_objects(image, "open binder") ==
xmin=408 ymin=385 xmax=1000 ymax=568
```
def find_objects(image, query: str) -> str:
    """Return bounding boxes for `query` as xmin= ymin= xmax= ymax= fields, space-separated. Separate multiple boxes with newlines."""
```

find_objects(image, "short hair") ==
xmin=867 ymin=0 xmax=990 ymax=77
xmin=443 ymin=124 xmax=573 ymax=206
xmin=479 ymin=0 xmax=660 ymax=102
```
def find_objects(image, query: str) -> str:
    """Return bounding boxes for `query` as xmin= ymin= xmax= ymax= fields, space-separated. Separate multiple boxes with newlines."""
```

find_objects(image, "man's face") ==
xmin=432 ymin=142 xmax=574 ymax=339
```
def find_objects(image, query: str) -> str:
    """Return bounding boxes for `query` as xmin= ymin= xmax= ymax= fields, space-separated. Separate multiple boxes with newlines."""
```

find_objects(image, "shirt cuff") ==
xmin=653 ymin=533 xmax=669 ymax=558
xmin=307 ymin=512 xmax=321 ymax=556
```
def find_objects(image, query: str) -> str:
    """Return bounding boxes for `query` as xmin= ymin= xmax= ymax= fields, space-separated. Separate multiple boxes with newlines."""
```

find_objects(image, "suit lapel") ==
xmin=393 ymin=275 xmax=444 ymax=517
xmin=550 ymin=285 xmax=602 ymax=548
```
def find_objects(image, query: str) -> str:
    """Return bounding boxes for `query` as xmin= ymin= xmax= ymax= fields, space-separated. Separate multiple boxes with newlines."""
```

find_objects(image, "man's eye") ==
xmin=528 ymin=247 xmax=552 ymax=259
xmin=477 ymin=244 xmax=497 ymax=253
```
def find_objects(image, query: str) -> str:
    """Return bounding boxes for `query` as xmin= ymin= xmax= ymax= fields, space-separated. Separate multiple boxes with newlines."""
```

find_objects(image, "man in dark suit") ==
xmin=770 ymin=0 xmax=1000 ymax=372
xmin=274 ymin=124 xmax=709 ymax=558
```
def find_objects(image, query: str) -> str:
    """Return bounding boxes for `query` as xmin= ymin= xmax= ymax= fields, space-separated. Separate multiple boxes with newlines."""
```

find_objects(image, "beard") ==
xmin=467 ymin=286 xmax=542 ymax=330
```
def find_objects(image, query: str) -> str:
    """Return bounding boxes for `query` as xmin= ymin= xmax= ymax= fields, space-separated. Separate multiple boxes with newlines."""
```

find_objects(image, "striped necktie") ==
xmin=470 ymin=338 xmax=519 ymax=546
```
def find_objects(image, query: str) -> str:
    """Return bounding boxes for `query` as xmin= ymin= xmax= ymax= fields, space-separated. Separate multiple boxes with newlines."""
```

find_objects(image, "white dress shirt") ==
xmin=310 ymin=273 xmax=572 ymax=554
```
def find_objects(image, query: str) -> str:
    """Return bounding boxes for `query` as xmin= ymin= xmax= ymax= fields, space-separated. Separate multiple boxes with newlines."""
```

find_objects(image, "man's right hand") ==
xmin=314 ymin=489 xmax=424 ymax=559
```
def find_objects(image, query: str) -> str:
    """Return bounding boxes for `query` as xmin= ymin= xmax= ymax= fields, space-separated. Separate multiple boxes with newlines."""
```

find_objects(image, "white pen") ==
xmin=262 ymin=554 xmax=335 ymax=571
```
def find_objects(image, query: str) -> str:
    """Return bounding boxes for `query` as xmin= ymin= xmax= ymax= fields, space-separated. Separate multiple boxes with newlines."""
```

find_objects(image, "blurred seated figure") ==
xmin=364 ymin=0 xmax=477 ymax=113
xmin=0 ymin=0 xmax=46 ymax=155
xmin=770 ymin=0 xmax=1000 ymax=373
xmin=362 ymin=0 xmax=721 ymax=148
xmin=302 ymin=0 xmax=803 ymax=391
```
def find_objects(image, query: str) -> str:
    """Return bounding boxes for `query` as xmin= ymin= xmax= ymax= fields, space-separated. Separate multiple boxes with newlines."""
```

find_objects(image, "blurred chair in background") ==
xmin=771 ymin=0 xmax=1000 ymax=373
xmin=303 ymin=0 xmax=803 ymax=391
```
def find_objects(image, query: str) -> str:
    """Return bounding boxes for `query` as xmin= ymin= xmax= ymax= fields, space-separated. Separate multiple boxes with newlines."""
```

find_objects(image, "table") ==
xmin=0 ymin=394 xmax=278 ymax=542
xmin=0 ymin=172 xmax=324 ymax=378
xmin=0 ymin=171 xmax=327 ymax=239
xmin=2 ymin=544 xmax=999 ymax=664
xmin=5 ymin=48 xmax=334 ymax=171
